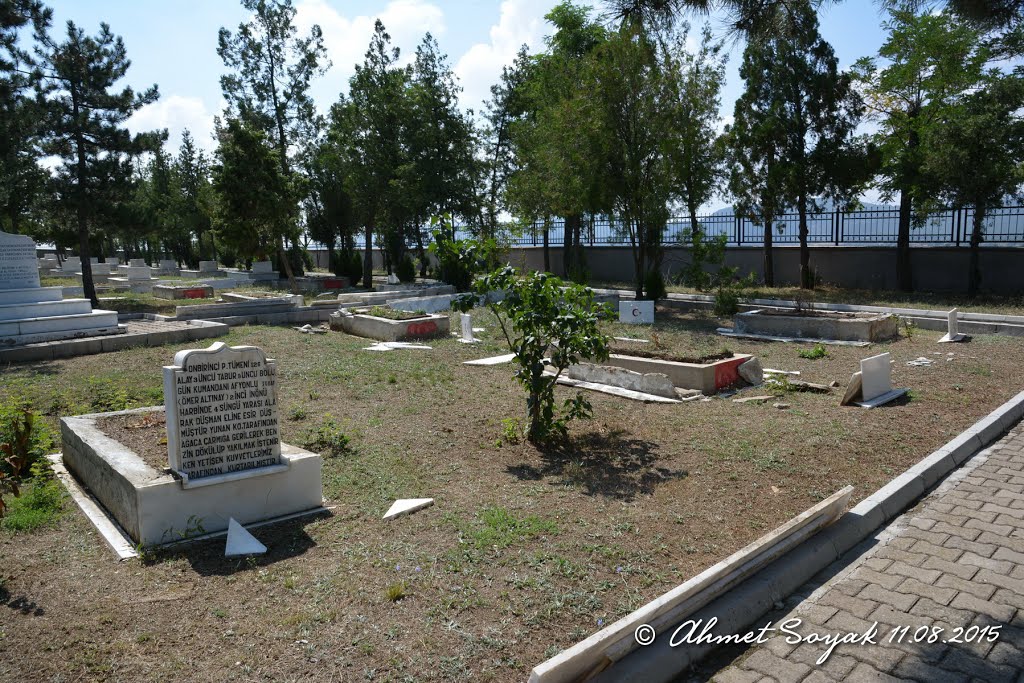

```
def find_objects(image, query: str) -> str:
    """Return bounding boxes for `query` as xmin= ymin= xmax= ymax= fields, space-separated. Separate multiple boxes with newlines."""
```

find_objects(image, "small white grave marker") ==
xmin=459 ymin=313 xmax=477 ymax=343
xmin=854 ymin=352 xmax=907 ymax=408
xmin=0 ymin=229 xmax=41 ymax=289
xmin=938 ymin=308 xmax=968 ymax=343
xmin=225 ymin=518 xmax=267 ymax=556
xmin=619 ymin=300 xmax=654 ymax=324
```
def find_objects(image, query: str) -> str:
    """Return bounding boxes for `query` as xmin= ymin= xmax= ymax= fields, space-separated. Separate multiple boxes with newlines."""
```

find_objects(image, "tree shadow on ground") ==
xmin=506 ymin=429 xmax=686 ymax=502
xmin=1 ymin=583 xmax=45 ymax=616
xmin=143 ymin=510 xmax=330 ymax=577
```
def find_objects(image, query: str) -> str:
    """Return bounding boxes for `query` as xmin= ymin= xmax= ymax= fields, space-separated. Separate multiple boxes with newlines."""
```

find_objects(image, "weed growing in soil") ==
xmin=386 ymin=582 xmax=407 ymax=602
xmin=799 ymin=344 xmax=829 ymax=360
xmin=466 ymin=507 xmax=558 ymax=550
xmin=0 ymin=478 xmax=62 ymax=532
xmin=288 ymin=406 xmax=308 ymax=421
xmin=301 ymin=415 xmax=351 ymax=456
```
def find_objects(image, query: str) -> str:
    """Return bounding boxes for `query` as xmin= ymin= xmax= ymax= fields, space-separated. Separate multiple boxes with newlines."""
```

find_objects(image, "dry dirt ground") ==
xmin=2 ymin=304 xmax=1023 ymax=682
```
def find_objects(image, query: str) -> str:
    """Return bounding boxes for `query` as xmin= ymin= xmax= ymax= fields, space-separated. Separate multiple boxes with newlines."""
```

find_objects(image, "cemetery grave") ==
xmin=328 ymin=305 xmax=450 ymax=341
xmin=724 ymin=307 xmax=899 ymax=343
xmin=2 ymin=306 xmax=1024 ymax=681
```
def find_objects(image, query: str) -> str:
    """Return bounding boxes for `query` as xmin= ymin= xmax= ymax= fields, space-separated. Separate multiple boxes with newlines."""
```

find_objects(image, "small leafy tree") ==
xmin=453 ymin=267 xmax=610 ymax=444
xmin=0 ymin=403 xmax=54 ymax=519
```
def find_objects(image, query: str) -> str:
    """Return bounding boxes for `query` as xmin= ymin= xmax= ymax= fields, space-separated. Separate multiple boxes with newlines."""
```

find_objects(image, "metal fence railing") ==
xmin=508 ymin=205 xmax=1024 ymax=247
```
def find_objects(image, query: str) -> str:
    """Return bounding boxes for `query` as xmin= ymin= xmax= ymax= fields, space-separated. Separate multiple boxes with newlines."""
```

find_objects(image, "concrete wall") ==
xmin=507 ymin=245 xmax=1024 ymax=294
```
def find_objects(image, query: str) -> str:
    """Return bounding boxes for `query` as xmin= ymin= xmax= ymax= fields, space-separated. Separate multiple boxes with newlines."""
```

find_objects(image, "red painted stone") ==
xmin=324 ymin=278 xmax=344 ymax=289
xmin=183 ymin=288 xmax=208 ymax=299
xmin=406 ymin=320 xmax=438 ymax=337
xmin=713 ymin=357 xmax=747 ymax=390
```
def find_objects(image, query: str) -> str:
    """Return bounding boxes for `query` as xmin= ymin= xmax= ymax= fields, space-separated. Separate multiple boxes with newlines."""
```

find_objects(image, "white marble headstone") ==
xmin=0 ymin=230 xmax=41 ymax=290
xmin=860 ymin=353 xmax=893 ymax=401
xmin=129 ymin=258 xmax=147 ymax=268
xmin=163 ymin=342 xmax=282 ymax=483
xmin=199 ymin=260 xmax=219 ymax=273
xmin=252 ymin=260 xmax=275 ymax=274
xmin=61 ymin=256 xmax=81 ymax=272
xmin=126 ymin=266 xmax=153 ymax=281
xmin=619 ymin=300 xmax=655 ymax=324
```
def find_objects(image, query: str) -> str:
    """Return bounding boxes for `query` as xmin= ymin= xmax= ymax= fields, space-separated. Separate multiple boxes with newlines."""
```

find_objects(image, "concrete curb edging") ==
xmin=587 ymin=387 xmax=1024 ymax=683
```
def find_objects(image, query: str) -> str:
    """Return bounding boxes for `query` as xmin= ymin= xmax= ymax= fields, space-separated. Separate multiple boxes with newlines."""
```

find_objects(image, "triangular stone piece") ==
xmin=383 ymin=498 xmax=434 ymax=521
xmin=225 ymin=518 xmax=267 ymax=557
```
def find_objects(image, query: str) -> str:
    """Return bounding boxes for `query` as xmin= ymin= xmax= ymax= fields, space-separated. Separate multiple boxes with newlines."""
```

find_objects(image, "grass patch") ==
xmin=1 ymin=479 xmax=63 ymax=533
xmin=465 ymin=507 xmax=558 ymax=550
xmin=798 ymin=343 xmax=829 ymax=360
xmin=300 ymin=415 xmax=351 ymax=456
xmin=364 ymin=306 xmax=428 ymax=320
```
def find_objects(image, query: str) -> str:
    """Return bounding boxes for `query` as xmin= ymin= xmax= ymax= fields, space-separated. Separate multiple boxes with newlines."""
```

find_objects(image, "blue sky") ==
xmin=42 ymin=0 xmax=892 ymax=157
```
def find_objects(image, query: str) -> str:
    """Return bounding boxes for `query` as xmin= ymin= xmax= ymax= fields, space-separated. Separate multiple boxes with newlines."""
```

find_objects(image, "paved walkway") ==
xmin=713 ymin=421 xmax=1024 ymax=683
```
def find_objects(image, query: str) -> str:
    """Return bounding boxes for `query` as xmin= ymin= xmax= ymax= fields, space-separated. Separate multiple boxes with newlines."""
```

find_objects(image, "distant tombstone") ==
xmin=198 ymin=260 xmax=219 ymax=273
xmin=252 ymin=261 xmax=275 ymax=274
xmin=163 ymin=342 xmax=283 ymax=484
xmin=91 ymin=263 xmax=113 ymax=275
xmin=129 ymin=258 xmax=147 ymax=268
xmin=459 ymin=313 xmax=476 ymax=343
xmin=938 ymin=308 xmax=967 ymax=343
xmin=62 ymin=256 xmax=81 ymax=272
xmin=126 ymin=266 xmax=153 ymax=281
xmin=387 ymin=273 xmax=400 ymax=285
xmin=89 ymin=257 xmax=99 ymax=264
xmin=0 ymin=230 xmax=41 ymax=290
xmin=159 ymin=259 xmax=178 ymax=270
xmin=619 ymin=300 xmax=654 ymax=324
xmin=852 ymin=352 xmax=907 ymax=407
xmin=860 ymin=353 xmax=892 ymax=401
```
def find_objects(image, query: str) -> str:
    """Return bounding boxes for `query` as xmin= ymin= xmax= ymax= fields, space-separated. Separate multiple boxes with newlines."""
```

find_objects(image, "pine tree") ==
xmin=217 ymin=0 xmax=328 ymax=285
xmin=36 ymin=19 xmax=162 ymax=306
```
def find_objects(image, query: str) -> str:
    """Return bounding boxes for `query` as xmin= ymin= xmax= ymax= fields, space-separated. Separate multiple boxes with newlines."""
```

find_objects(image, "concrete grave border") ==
xmin=557 ymin=385 xmax=1024 ymax=683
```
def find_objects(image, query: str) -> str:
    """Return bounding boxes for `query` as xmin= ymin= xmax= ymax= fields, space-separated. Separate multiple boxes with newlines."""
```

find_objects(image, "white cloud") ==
xmin=129 ymin=95 xmax=217 ymax=153
xmin=296 ymin=0 xmax=446 ymax=95
xmin=454 ymin=0 xmax=552 ymax=114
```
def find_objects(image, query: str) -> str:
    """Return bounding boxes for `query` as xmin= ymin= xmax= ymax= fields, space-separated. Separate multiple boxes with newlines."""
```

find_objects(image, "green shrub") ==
xmin=798 ymin=343 xmax=829 ymax=360
xmin=453 ymin=267 xmax=610 ymax=444
xmin=1 ymin=478 xmax=62 ymax=532
xmin=713 ymin=287 xmax=740 ymax=316
xmin=300 ymin=416 xmax=351 ymax=457
xmin=428 ymin=216 xmax=499 ymax=292
xmin=395 ymin=254 xmax=416 ymax=283
xmin=642 ymin=270 xmax=667 ymax=301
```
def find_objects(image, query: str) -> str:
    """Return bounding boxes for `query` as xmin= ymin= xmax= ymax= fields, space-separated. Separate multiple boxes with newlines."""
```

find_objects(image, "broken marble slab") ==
xmin=464 ymin=353 xmax=516 ymax=366
xmin=225 ymin=518 xmax=267 ymax=557
xmin=383 ymin=498 xmax=434 ymax=521
xmin=552 ymin=374 xmax=681 ymax=403
xmin=717 ymin=328 xmax=870 ymax=347
xmin=363 ymin=342 xmax=433 ymax=351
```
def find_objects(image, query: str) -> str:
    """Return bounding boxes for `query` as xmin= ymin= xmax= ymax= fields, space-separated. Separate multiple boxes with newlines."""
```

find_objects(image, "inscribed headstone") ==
xmin=0 ymin=230 xmax=41 ymax=290
xmin=163 ymin=342 xmax=281 ymax=482
xmin=860 ymin=353 xmax=892 ymax=402
xmin=619 ymin=300 xmax=655 ymax=324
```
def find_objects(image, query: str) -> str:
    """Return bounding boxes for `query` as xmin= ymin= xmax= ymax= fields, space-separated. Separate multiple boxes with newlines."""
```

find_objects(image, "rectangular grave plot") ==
xmin=163 ymin=342 xmax=283 ymax=483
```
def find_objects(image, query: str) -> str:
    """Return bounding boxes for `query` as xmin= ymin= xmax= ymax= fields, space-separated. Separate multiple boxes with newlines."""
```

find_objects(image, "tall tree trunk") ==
xmin=763 ymin=211 xmax=775 ymax=287
xmin=363 ymin=224 xmax=373 ymax=289
xmin=896 ymin=189 xmax=913 ymax=292
xmin=968 ymin=203 xmax=984 ymax=298
xmin=542 ymin=215 xmax=550 ymax=273
xmin=564 ymin=214 xmax=581 ymax=279
xmin=797 ymin=194 xmax=811 ymax=289
xmin=72 ymin=92 xmax=98 ymax=308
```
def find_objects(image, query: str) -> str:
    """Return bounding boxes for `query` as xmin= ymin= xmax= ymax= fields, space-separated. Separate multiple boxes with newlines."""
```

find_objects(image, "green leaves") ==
xmin=461 ymin=266 xmax=610 ymax=444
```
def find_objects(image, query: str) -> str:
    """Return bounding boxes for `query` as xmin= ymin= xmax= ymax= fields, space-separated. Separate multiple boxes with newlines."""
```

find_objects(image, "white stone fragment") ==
xmin=225 ymin=518 xmax=267 ymax=557
xmin=619 ymin=300 xmax=654 ymax=324
xmin=383 ymin=498 xmax=434 ymax=520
